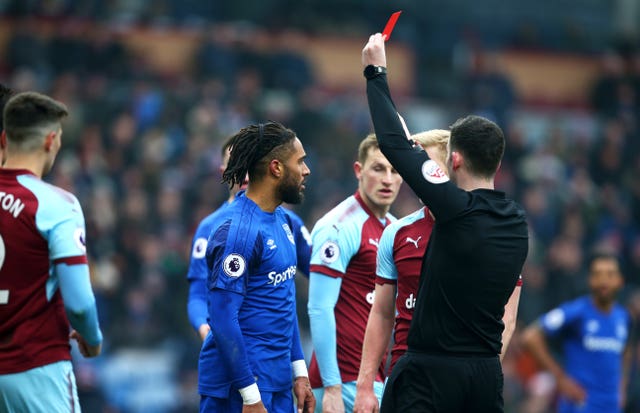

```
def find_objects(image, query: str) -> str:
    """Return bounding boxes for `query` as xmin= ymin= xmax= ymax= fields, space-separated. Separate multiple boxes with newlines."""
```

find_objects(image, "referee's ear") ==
xmin=451 ymin=151 xmax=463 ymax=171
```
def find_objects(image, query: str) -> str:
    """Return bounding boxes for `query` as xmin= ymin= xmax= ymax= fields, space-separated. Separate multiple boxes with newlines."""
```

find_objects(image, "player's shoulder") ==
xmin=198 ymin=203 xmax=232 ymax=231
xmin=382 ymin=208 xmax=426 ymax=239
xmin=393 ymin=207 xmax=427 ymax=228
xmin=313 ymin=195 xmax=367 ymax=233
xmin=20 ymin=175 xmax=81 ymax=214
xmin=21 ymin=175 xmax=79 ymax=205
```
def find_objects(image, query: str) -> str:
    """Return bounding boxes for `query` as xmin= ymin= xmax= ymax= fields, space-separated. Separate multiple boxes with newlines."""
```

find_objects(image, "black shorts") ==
xmin=380 ymin=351 xmax=504 ymax=413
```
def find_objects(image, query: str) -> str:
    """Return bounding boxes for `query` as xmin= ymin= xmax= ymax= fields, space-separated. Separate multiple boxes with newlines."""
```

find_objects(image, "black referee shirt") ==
xmin=367 ymin=74 xmax=529 ymax=356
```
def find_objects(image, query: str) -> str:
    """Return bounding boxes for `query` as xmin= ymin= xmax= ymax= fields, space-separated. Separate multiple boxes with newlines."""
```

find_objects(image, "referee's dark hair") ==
xmin=449 ymin=115 xmax=505 ymax=179
xmin=223 ymin=121 xmax=297 ymax=186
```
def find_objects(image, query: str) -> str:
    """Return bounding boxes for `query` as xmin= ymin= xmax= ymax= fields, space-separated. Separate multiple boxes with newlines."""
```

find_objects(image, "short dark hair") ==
xmin=223 ymin=121 xmax=297 ymax=186
xmin=449 ymin=115 xmax=505 ymax=179
xmin=0 ymin=84 xmax=15 ymax=131
xmin=587 ymin=250 xmax=620 ymax=271
xmin=3 ymin=91 xmax=68 ymax=148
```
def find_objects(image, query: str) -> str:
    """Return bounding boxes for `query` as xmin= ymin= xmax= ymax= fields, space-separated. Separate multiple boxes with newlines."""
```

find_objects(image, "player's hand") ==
xmin=322 ymin=384 xmax=344 ymax=413
xmin=198 ymin=323 xmax=211 ymax=341
xmin=70 ymin=330 xmax=101 ymax=358
xmin=293 ymin=376 xmax=316 ymax=413
xmin=557 ymin=374 xmax=586 ymax=405
xmin=353 ymin=386 xmax=379 ymax=413
xmin=242 ymin=400 xmax=267 ymax=413
xmin=362 ymin=33 xmax=387 ymax=68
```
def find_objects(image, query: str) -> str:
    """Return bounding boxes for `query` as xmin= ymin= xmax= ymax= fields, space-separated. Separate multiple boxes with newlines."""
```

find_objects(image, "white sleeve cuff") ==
xmin=239 ymin=383 xmax=261 ymax=405
xmin=292 ymin=359 xmax=308 ymax=378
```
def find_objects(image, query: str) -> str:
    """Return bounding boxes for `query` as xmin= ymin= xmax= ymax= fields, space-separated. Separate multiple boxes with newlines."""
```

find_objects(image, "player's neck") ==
xmin=244 ymin=185 xmax=281 ymax=213
xmin=2 ymin=155 xmax=45 ymax=178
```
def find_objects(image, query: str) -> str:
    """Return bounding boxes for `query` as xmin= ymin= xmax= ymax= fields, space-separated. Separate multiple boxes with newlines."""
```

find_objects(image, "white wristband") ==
xmin=292 ymin=359 xmax=308 ymax=378
xmin=239 ymin=383 xmax=261 ymax=405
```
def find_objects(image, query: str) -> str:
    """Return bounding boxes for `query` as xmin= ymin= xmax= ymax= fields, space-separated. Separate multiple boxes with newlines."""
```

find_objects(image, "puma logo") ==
xmin=406 ymin=236 xmax=422 ymax=248
xmin=369 ymin=238 xmax=379 ymax=248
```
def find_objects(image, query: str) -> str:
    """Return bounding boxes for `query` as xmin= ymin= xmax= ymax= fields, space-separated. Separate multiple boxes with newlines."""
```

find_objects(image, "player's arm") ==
xmin=207 ymin=221 xmax=266 ymax=409
xmin=522 ymin=306 xmax=586 ymax=404
xmin=355 ymin=282 xmax=395 ymax=413
xmin=295 ymin=223 xmax=312 ymax=276
xmin=355 ymin=224 xmax=397 ymax=413
xmin=500 ymin=277 xmax=522 ymax=361
xmin=307 ymin=272 xmax=344 ymax=406
xmin=363 ymin=34 xmax=467 ymax=221
xmin=56 ymin=261 xmax=103 ymax=357
xmin=47 ymin=195 xmax=102 ymax=357
xmin=209 ymin=288 xmax=265 ymax=407
xmin=186 ymin=221 xmax=213 ymax=340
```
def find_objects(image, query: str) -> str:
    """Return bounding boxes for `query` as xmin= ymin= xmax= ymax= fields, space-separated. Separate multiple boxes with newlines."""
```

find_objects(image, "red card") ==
xmin=382 ymin=11 xmax=402 ymax=41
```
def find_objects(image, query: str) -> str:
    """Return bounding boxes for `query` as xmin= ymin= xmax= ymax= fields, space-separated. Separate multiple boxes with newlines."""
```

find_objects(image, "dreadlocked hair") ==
xmin=223 ymin=121 xmax=297 ymax=186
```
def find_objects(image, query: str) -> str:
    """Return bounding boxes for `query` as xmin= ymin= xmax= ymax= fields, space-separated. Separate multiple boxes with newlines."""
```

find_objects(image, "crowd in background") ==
xmin=1 ymin=1 xmax=640 ymax=412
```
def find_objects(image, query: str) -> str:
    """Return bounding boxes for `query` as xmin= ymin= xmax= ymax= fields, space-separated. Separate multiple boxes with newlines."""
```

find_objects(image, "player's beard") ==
xmin=279 ymin=167 xmax=304 ymax=204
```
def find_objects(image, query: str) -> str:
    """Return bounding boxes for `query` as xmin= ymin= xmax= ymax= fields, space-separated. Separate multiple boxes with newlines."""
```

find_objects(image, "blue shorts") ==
xmin=0 ymin=360 xmax=79 ymax=413
xmin=201 ymin=388 xmax=294 ymax=413
xmin=312 ymin=381 xmax=384 ymax=413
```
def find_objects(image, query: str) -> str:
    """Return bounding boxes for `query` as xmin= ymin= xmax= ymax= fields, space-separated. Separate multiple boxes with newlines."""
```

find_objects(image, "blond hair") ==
xmin=412 ymin=129 xmax=450 ymax=165
xmin=357 ymin=133 xmax=380 ymax=165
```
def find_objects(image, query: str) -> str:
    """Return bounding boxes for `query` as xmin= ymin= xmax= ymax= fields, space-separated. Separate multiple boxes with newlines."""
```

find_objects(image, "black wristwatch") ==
xmin=363 ymin=65 xmax=387 ymax=80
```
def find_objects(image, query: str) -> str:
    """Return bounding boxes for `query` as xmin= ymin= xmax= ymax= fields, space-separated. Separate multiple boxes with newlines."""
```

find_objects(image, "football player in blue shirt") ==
xmin=198 ymin=122 xmax=315 ymax=413
xmin=186 ymin=138 xmax=311 ymax=341
xmin=523 ymin=252 xmax=634 ymax=413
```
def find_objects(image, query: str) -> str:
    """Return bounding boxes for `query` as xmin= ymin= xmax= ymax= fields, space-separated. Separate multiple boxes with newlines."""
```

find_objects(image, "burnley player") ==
xmin=363 ymin=34 xmax=528 ymax=412
xmin=353 ymin=129 xmax=448 ymax=413
xmin=307 ymin=134 xmax=402 ymax=412
xmin=198 ymin=122 xmax=315 ymax=413
xmin=0 ymin=92 xmax=103 ymax=412
xmin=522 ymin=252 xmax=633 ymax=413
xmin=186 ymin=138 xmax=311 ymax=341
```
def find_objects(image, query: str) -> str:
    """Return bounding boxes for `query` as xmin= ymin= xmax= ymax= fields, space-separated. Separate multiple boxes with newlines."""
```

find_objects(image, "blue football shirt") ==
xmin=186 ymin=194 xmax=311 ymax=332
xmin=198 ymin=194 xmax=300 ymax=397
xmin=540 ymin=295 xmax=630 ymax=413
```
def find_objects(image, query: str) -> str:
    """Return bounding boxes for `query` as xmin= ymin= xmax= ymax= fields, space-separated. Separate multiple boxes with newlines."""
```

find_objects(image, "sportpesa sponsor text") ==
xmin=268 ymin=265 xmax=297 ymax=286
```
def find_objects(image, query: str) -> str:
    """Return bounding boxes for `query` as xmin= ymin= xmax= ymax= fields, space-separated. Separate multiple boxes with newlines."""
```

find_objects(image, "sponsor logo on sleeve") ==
xmin=320 ymin=241 xmax=339 ymax=264
xmin=74 ymin=228 xmax=86 ymax=253
xmin=223 ymin=253 xmax=246 ymax=278
xmin=421 ymin=160 xmax=449 ymax=184
xmin=192 ymin=237 xmax=207 ymax=259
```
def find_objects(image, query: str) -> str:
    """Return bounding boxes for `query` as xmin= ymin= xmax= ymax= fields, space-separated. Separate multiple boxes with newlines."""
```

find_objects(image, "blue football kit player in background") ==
xmin=186 ymin=138 xmax=312 ymax=341
xmin=523 ymin=252 xmax=634 ymax=413
xmin=197 ymin=122 xmax=315 ymax=413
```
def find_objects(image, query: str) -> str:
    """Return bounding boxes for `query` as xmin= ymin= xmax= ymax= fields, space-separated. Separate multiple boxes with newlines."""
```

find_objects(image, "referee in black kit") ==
xmin=361 ymin=33 xmax=529 ymax=413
